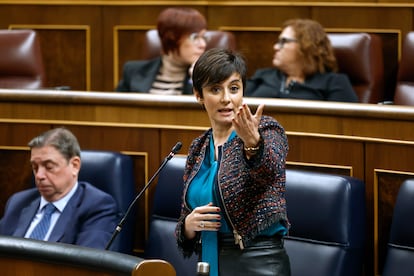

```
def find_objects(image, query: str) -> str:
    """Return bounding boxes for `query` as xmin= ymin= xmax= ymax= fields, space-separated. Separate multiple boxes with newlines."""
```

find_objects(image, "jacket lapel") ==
xmin=13 ymin=199 xmax=39 ymax=237
xmin=48 ymin=184 xmax=83 ymax=242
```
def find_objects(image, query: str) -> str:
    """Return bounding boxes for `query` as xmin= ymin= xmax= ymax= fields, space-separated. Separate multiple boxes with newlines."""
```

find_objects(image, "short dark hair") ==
xmin=28 ymin=127 xmax=81 ymax=162
xmin=192 ymin=48 xmax=247 ymax=98
xmin=157 ymin=7 xmax=207 ymax=55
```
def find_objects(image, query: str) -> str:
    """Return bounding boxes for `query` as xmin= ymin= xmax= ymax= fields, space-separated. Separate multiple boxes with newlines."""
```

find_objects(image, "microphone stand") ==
xmin=105 ymin=142 xmax=182 ymax=251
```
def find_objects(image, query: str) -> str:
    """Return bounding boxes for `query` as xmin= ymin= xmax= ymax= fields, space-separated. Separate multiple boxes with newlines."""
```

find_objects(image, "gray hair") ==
xmin=28 ymin=127 xmax=81 ymax=162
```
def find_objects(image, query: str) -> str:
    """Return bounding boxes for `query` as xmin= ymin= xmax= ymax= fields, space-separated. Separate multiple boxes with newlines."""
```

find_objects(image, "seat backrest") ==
xmin=393 ymin=32 xmax=414 ymax=105
xmin=0 ymin=29 xmax=45 ymax=89
xmin=382 ymin=179 xmax=414 ymax=276
xmin=141 ymin=29 xmax=237 ymax=60
xmin=284 ymin=169 xmax=366 ymax=276
xmin=328 ymin=33 xmax=384 ymax=103
xmin=79 ymin=150 xmax=136 ymax=254
xmin=145 ymin=155 xmax=198 ymax=276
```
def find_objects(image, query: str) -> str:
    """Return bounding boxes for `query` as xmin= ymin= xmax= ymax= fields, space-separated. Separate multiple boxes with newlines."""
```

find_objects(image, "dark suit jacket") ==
xmin=0 ymin=182 xmax=118 ymax=250
xmin=116 ymin=57 xmax=193 ymax=94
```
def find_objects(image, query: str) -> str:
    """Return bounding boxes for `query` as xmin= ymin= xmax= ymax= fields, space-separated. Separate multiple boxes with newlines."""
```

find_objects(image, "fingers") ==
xmin=255 ymin=104 xmax=265 ymax=118
xmin=197 ymin=219 xmax=221 ymax=231
xmin=187 ymin=203 xmax=221 ymax=232
xmin=235 ymin=103 xmax=264 ymax=122
xmin=232 ymin=104 xmax=262 ymax=144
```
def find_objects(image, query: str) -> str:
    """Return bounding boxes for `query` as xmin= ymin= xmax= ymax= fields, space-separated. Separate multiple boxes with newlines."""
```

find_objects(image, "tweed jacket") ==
xmin=176 ymin=115 xmax=290 ymax=256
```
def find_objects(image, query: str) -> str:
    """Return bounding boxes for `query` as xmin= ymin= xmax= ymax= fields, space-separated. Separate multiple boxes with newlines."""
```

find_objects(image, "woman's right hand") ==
xmin=184 ymin=202 xmax=221 ymax=239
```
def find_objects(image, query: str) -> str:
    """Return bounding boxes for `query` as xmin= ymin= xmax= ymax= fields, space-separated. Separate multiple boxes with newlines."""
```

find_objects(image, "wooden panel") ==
xmin=0 ymin=5 xmax=99 ymax=90
xmin=375 ymin=171 xmax=414 ymax=275
xmin=114 ymin=28 xmax=152 ymax=88
xmin=365 ymin=142 xmax=414 ymax=275
xmin=28 ymin=27 xmax=89 ymax=91
xmin=287 ymin=135 xmax=364 ymax=178
xmin=0 ymin=150 xmax=32 ymax=215
xmin=207 ymin=6 xmax=311 ymax=28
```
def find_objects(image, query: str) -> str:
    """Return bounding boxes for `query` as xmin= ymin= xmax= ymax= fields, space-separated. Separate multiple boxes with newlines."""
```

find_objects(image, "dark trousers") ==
xmin=218 ymin=234 xmax=291 ymax=276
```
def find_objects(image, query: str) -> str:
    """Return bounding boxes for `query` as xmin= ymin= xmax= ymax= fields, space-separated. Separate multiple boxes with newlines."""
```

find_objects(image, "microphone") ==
xmin=105 ymin=141 xmax=183 ymax=251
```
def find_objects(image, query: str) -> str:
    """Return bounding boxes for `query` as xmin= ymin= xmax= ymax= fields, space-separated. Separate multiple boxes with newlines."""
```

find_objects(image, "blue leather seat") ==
xmin=145 ymin=155 xmax=197 ymax=276
xmin=284 ymin=169 xmax=366 ymax=276
xmin=382 ymin=179 xmax=414 ymax=276
xmin=79 ymin=150 xmax=136 ymax=254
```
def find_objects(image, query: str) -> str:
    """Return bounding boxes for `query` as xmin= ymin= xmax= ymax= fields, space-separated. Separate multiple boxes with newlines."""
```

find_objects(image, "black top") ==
xmin=245 ymin=68 xmax=359 ymax=103
xmin=116 ymin=57 xmax=193 ymax=94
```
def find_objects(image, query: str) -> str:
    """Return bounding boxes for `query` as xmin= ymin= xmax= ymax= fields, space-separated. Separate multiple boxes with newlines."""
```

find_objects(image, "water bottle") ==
xmin=197 ymin=262 xmax=210 ymax=276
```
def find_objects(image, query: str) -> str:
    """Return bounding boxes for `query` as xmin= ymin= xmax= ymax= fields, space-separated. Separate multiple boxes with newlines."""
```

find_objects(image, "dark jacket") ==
xmin=0 ymin=182 xmax=118 ymax=250
xmin=176 ymin=115 xmax=290 ymax=256
xmin=246 ymin=68 xmax=359 ymax=102
xmin=116 ymin=57 xmax=193 ymax=94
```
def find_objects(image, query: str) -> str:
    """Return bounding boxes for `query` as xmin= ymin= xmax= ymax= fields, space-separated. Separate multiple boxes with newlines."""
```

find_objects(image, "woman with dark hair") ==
xmin=116 ymin=7 xmax=207 ymax=94
xmin=246 ymin=18 xmax=359 ymax=102
xmin=176 ymin=48 xmax=291 ymax=276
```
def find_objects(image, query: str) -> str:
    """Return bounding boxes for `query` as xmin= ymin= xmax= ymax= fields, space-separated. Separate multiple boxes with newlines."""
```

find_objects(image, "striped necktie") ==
xmin=29 ymin=203 xmax=56 ymax=240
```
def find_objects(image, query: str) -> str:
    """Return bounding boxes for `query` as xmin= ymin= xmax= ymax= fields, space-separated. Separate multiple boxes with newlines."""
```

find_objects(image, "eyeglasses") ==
xmin=275 ymin=37 xmax=298 ymax=48
xmin=188 ymin=32 xmax=208 ymax=44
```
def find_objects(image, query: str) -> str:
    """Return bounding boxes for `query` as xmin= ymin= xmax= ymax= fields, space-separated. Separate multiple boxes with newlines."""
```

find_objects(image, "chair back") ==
xmin=79 ymin=150 xmax=136 ymax=254
xmin=145 ymin=155 xmax=198 ymax=276
xmin=284 ymin=169 xmax=366 ymax=276
xmin=328 ymin=33 xmax=384 ymax=103
xmin=141 ymin=29 xmax=237 ymax=60
xmin=393 ymin=32 xmax=414 ymax=105
xmin=382 ymin=179 xmax=414 ymax=276
xmin=0 ymin=29 xmax=45 ymax=89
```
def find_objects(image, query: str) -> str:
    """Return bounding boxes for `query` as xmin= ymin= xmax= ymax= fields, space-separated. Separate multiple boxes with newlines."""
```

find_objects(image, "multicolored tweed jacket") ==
xmin=176 ymin=115 xmax=290 ymax=257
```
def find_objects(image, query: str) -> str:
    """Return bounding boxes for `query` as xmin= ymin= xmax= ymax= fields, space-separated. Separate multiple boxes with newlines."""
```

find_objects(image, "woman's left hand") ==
xmin=232 ymin=103 xmax=264 ymax=148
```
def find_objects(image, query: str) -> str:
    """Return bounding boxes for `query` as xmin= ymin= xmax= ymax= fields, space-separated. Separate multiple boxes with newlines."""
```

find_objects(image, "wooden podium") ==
xmin=0 ymin=235 xmax=175 ymax=276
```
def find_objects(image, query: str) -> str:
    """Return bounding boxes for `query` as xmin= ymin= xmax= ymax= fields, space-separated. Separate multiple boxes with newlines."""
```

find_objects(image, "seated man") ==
xmin=0 ymin=127 xmax=118 ymax=250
